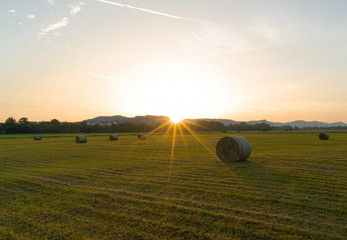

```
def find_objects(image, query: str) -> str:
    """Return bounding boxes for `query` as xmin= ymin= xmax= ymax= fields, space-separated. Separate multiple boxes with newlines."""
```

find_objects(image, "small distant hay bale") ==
xmin=216 ymin=136 xmax=251 ymax=163
xmin=76 ymin=136 xmax=87 ymax=143
xmin=34 ymin=135 xmax=41 ymax=140
xmin=109 ymin=135 xmax=118 ymax=141
xmin=138 ymin=134 xmax=146 ymax=140
xmin=319 ymin=132 xmax=329 ymax=140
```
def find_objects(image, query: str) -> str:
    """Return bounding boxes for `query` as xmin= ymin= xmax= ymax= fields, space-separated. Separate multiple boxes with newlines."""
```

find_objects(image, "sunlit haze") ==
xmin=1 ymin=0 xmax=347 ymax=123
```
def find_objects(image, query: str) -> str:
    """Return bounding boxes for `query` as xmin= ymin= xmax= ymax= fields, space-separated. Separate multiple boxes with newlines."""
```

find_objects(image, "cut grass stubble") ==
xmin=0 ymin=131 xmax=346 ymax=239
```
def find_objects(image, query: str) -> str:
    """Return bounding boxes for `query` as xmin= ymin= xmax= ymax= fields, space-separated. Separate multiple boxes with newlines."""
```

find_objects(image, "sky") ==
xmin=1 ymin=0 xmax=347 ymax=123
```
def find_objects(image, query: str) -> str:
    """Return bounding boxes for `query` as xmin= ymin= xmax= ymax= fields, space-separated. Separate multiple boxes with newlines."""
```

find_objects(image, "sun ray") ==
xmin=177 ymin=123 xmax=190 ymax=158
xmin=180 ymin=122 xmax=251 ymax=187
xmin=149 ymin=122 xmax=174 ymax=156
xmin=180 ymin=121 xmax=225 ymax=164
xmin=131 ymin=117 xmax=250 ymax=188
xmin=123 ymin=120 xmax=171 ymax=155
xmin=168 ymin=123 xmax=177 ymax=182
xmin=146 ymin=120 xmax=171 ymax=136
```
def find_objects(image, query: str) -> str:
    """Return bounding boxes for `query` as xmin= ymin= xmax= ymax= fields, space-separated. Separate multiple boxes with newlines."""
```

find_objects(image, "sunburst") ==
xmin=141 ymin=119 xmax=224 ymax=182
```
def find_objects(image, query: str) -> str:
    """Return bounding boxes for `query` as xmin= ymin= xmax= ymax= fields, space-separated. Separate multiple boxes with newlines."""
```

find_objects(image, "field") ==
xmin=0 ymin=131 xmax=346 ymax=239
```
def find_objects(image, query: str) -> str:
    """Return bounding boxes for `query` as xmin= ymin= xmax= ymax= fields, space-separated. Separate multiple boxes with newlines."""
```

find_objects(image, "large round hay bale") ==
xmin=138 ymin=134 xmax=146 ymax=140
xmin=216 ymin=136 xmax=251 ymax=163
xmin=319 ymin=132 xmax=329 ymax=140
xmin=109 ymin=135 xmax=118 ymax=141
xmin=76 ymin=136 xmax=87 ymax=143
xmin=34 ymin=135 xmax=41 ymax=140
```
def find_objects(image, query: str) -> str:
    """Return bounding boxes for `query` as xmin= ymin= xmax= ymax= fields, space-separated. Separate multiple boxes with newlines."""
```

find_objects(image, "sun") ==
xmin=124 ymin=62 xmax=229 ymax=120
xmin=170 ymin=114 xmax=184 ymax=123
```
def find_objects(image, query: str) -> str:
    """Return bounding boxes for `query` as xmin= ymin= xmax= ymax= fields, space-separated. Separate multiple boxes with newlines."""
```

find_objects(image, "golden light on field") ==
xmin=126 ymin=63 xmax=229 ymax=120
xmin=140 ymin=117 xmax=223 ymax=182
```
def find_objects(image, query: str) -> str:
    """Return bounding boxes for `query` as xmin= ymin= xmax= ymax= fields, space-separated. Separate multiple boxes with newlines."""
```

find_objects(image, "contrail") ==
xmin=96 ymin=0 xmax=209 ymax=24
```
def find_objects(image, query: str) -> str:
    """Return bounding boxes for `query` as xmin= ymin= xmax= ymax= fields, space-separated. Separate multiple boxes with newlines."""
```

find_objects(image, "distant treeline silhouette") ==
xmin=1 ymin=117 xmax=346 ymax=134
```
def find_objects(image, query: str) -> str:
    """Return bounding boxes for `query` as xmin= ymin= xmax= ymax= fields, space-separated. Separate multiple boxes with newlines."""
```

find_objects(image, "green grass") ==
xmin=0 ymin=131 xmax=346 ymax=239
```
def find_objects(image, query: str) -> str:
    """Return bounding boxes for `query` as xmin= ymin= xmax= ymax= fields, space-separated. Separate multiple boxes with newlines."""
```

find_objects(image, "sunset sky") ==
xmin=1 ymin=0 xmax=347 ymax=123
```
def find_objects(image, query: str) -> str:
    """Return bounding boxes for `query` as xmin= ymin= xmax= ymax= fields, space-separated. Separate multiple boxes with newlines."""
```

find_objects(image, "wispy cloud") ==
xmin=87 ymin=72 xmax=134 ymax=91
xmin=37 ymin=1 xmax=84 ymax=39
xmin=87 ymin=72 xmax=121 ymax=82
xmin=69 ymin=2 xmax=85 ymax=16
xmin=96 ymin=0 xmax=208 ymax=24
xmin=37 ymin=17 xmax=69 ymax=39
xmin=27 ymin=14 xmax=35 ymax=19
xmin=20 ymin=76 xmax=70 ymax=82
xmin=8 ymin=10 xmax=17 ymax=16
xmin=186 ymin=18 xmax=300 ymax=58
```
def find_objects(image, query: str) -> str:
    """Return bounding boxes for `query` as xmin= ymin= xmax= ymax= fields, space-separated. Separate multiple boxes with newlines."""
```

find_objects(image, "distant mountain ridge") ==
xmin=84 ymin=115 xmax=347 ymax=128
xmin=243 ymin=119 xmax=347 ymax=128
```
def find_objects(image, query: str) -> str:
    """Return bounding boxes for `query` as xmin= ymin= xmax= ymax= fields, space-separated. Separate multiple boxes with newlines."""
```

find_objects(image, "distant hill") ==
xmin=190 ymin=118 xmax=239 ymax=126
xmin=85 ymin=115 xmax=170 ymax=126
xmin=245 ymin=120 xmax=347 ymax=128
xmin=328 ymin=122 xmax=347 ymax=127
xmin=206 ymin=119 xmax=347 ymax=128
xmin=86 ymin=115 xmax=129 ymax=123
xmin=83 ymin=115 xmax=347 ymax=128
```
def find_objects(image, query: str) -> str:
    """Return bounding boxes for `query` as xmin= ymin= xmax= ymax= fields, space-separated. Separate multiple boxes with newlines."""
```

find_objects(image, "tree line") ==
xmin=1 ymin=117 xmax=346 ymax=134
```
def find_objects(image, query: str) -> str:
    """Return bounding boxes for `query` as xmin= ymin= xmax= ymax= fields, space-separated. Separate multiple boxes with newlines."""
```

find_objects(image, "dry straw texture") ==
xmin=76 ymin=136 xmax=87 ymax=143
xmin=216 ymin=136 xmax=251 ymax=163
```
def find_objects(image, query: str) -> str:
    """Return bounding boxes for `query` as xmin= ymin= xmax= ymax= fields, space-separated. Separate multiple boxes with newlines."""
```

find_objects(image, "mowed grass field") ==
xmin=0 ymin=131 xmax=346 ymax=239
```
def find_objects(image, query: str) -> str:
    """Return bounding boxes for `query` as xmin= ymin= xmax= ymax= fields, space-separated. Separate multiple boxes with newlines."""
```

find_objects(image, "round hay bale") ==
xmin=34 ymin=135 xmax=41 ymax=140
xmin=319 ymin=132 xmax=329 ymax=140
xmin=109 ymin=135 xmax=118 ymax=141
xmin=216 ymin=136 xmax=251 ymax=163
xmin=138 ymin=134 xmax=146 ymax=140
xmin=76 ymin=136 xmax=87 ymax=143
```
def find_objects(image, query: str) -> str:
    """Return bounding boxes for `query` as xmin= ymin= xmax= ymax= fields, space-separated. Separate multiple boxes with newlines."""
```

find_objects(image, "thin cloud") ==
xmin=27 ymin=15 xmax=35 ymax=19
xmin=47 ymin=0 xmax=55 ymax=5
xmin=69 ymin=2 xmax=85 ymax=16
xmin=37 ymin=17 xmax=69 ymax=39
xmin=87 ymin=72 xmax=121 ymax=82
xmin=87 ymin=72 xmax=134 ymax=91
xmin=20 ymin=76 xmax=70 ymax=82
xmin=8 ymin=10 xmax=17 ymax=16
xmin=0 ymin=102 xmax=116 ymax=115
xmin=96 ymin=0 xmax=208 ymax=24
xmin=188 ymin=19 xmax=300 ymax=58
